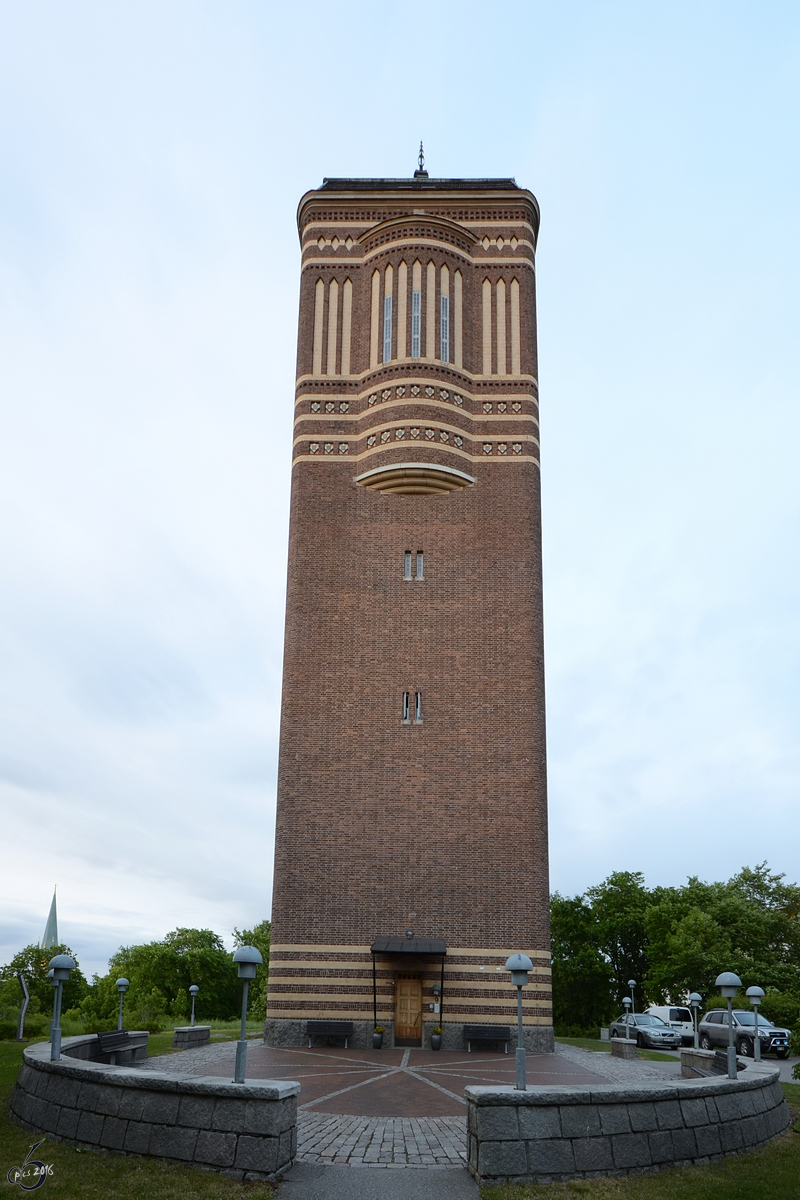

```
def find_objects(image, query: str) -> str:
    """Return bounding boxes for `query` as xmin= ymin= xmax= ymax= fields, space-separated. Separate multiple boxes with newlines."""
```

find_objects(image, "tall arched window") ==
xmin=326 ymin=278 xmax=339 ymax=375
xmin=370 ymin=270 xmax=380 ymax=369
xmin=411 ymin=260 xmax=422 ymax=359
xmin=383 ymin=264 xmax=393 ymax=363
xmin=313 ymin=278 xmax=325 ymax=376
xmin=440 ymin=265 xmax=450 ymax=363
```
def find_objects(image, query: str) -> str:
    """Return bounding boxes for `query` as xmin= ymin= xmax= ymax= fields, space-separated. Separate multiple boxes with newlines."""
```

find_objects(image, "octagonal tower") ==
xmin=266 ymin=170 xmax=553 ymax=1052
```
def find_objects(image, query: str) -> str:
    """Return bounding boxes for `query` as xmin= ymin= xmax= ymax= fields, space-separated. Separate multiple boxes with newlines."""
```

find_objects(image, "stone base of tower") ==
xmin=264 ymin=1017 xmax=554 ymax=1055
xmin=264 ymin=1018 xmax=386 ymax=1050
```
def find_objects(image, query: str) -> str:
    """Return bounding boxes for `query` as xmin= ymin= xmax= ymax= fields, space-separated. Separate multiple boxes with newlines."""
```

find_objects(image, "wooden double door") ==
xmin=395 ymin=976 xmax=422 ymax=1042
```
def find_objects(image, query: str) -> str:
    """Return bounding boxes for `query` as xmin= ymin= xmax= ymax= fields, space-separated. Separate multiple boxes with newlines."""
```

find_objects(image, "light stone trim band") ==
xmin=266 ymin=1006 xmax=553 ymax=1025
xmin=293 ymin=412 xmax=541 ymax=430
xmin=295 ymin=367 xmax=540 ymax=388
xmin=270 ymin=944 xmax=551 ymax=960
xmin=267 ymin=966 xmax=551 ymax=981
xmin=302 ymin=250 xmax=536 ymax=269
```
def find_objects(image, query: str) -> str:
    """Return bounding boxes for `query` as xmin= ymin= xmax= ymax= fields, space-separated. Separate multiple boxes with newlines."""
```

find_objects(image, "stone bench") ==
xmin=96 ymin=1030 xmax=149 ymax=1066
xmin=611 ymin=1038 xmax=638 ymax=1060
xmin=306 ymin=1020 xmax=353 ymax=1048
xmin=173 ymin=1026 xmax=211 ymax=1050
xmin=681 ymin=1047 xmax=746 ymax=1078
xmin=464 ymin=1025 xmax=511 ymax=1053
xmin=61 ymin=1030 xmax=149 ymax=1069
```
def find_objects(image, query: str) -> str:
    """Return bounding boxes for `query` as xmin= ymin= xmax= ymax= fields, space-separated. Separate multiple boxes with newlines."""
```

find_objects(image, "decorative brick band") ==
xmin=466 ymin=1062 xmax=790 ymax=1186
xmin=9 ymin=1037 xmax=299 ymax=1184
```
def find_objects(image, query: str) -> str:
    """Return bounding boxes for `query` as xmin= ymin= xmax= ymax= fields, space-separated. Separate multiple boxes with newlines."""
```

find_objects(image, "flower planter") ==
xmin=372 ymin=1032 xmax=383 ymax=1049
xmin=430 ymin=1033 xmax=442 ymax=1051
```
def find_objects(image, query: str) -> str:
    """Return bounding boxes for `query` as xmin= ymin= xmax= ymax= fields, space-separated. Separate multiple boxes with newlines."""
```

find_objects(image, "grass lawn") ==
xmin=555 ymin=1036 xmax=677 ymax=1063
xmin=0 ymin=1040 xmax=276 ymax=1197
xmin=481 ymin=1085 xmax=800 ymax=1200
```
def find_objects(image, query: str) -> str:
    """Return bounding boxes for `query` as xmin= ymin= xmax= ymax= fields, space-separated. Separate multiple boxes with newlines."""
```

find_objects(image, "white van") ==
xmin=645 ymin=1005 xmax=694 ymax=1045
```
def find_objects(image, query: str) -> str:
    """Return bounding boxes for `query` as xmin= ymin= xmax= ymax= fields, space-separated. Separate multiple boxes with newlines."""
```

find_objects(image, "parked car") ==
xmin=697 ymin=1010 xmax=791 ymax=1059
xmin=646 ymin=1005 xmax=695 ymax=1046
xmin=608 ymin=1013 xmax=681 ymax=1049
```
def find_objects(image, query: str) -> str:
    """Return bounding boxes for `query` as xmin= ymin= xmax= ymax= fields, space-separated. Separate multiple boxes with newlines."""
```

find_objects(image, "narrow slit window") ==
xmin=414 ymin=691 xmax=423 ymax=723
xmin=404 ymin=551 xmax=412 ymax=580
xmin=402 ymin=692 xmax=410 ymax=722
xmin=383 ymin=294 xmax=393 ymax=363
xmin=416 ymin=551 xmax=424 ymax=579
xmin=411 ymin=291 xmax=421 ymax=358
xmin=440 ymin=294 xmax=450 ymax=363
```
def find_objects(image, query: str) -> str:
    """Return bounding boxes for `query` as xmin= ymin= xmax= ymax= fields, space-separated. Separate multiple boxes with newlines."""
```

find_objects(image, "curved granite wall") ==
xmin=466 ymin=1061 xmax=790 ymax=1186
xmin=9 ymin=1036 xmax=298 ymax=1183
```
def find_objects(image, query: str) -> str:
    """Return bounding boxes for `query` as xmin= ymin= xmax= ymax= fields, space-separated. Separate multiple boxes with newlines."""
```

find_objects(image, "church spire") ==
xmin=41 ymin=886 xmax=58 ymax=950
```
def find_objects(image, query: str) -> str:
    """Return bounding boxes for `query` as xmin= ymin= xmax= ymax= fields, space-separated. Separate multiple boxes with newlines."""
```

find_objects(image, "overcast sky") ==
xmin=2 ymin=1 xmax=798 ymax=979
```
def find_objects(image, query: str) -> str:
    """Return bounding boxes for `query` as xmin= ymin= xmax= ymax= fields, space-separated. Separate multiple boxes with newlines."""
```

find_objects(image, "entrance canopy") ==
xmin=370 ymin=938 xmax=447 ymax=1031
xmin=370 ymin=937 xmax=446 ymax=956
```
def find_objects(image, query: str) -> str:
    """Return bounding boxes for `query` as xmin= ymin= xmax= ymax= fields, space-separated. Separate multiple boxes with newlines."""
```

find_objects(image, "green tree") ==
xmin=550 ymin=863 xmax=800 ymax=1031
xmin=549 ymin=894 xmax=615 ymax=1033
xmin=645 ymin=884 xmax=730 ymax=1001
xmin=232 ymin=920 xmax=271 ymax=1021
xmin=645 ymin=865 xmax=800 ymax=1002
xmin=585 ymin=871 xmax=651 ymax=1005
xmin=83 ymin=928 xmax=240 ymax=1023
xmin=0 ymin=944 xmax=89 ymax=1016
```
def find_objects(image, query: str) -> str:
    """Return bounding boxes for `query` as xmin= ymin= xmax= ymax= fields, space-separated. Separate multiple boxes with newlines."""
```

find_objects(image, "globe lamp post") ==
xmin=115 ymin=978 xmax=129 ymax=1031
xmin=688 ymin=992 xmax=702 ymax=1049
xmin=233 ymin=946 xmax=263 ymax=1084
xmin=746 ymin=985 xmax=765 ymax=1062
xmin=505 ymin=954 xmax=533 ymax=1091
xmin=628 ymin=980 xmax=637 ymax=1017
xmin=715 ymin=972 xmax=742 ymax=1079
xmin=48 ymin=954 xmax=76 ymax=1061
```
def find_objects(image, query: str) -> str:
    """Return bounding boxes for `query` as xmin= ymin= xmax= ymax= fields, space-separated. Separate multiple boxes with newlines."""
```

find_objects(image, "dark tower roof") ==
xmin=320 ymin=177 xmax=520 ymax=191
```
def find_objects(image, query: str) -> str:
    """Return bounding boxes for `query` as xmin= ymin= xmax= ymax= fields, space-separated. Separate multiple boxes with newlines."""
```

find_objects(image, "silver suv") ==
xmin=698 ymin=1009 xmax=791 ymax=1059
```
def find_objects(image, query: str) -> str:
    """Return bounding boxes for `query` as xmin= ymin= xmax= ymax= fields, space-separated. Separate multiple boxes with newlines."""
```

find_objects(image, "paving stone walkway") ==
xmin=297 ymin=1112 xmax=467 ymax=1166
xmin=554 ymin=1039 xmax=683 ymax=1082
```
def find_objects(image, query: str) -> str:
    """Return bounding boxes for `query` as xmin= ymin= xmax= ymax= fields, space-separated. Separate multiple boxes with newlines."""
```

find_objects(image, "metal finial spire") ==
xmin=414 ymin=141 xmax=428 ymax=179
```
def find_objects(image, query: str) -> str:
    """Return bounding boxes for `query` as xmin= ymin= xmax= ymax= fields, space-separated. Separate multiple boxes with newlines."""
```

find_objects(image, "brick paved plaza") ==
xmin=150 ymin=1041 xmax=609 ymax=1167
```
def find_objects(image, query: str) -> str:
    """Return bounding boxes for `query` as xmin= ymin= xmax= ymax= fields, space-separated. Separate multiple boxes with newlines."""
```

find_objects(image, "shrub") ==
xmin=760 ymin=992 xmax=800 ymax=1030
xmin=0 ymin=1014 xmax=50 ymax=1040
xmin=555 ymin=1024 xmax=606 ymax=1039
xmin=124 ymin=986 xmax=168 ymax=1033
xmin=170 ymin=987 xmax=189 ymax=1021
xmin=84 ymin=1018 xmax=117 ymax=1034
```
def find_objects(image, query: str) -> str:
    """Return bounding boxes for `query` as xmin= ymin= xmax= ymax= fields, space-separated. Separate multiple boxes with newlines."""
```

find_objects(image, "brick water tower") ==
xmin=265 ymin=159 xmax=553 ymax=1052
